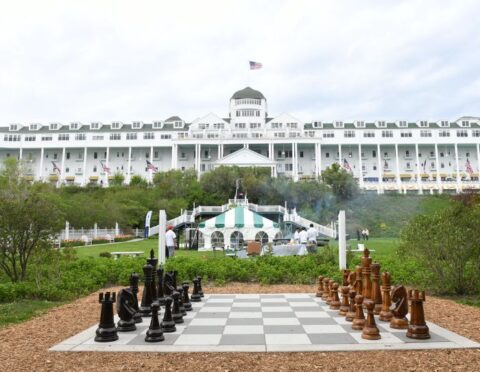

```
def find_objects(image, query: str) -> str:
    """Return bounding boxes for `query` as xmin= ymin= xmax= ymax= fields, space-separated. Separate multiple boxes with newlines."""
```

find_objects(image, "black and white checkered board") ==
xmin=51 ymin=294 xmax=480 ymax=352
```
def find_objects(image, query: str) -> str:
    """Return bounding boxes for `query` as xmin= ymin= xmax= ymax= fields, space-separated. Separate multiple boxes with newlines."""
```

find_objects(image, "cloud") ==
xmin=0 ymin=0 xmax=479 ymax=123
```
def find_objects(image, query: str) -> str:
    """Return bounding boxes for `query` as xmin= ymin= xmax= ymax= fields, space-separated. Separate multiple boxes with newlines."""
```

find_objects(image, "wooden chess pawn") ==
xmin=316 ymin=275 xmax=325 ymax=297
xmin=362 ymin=300 xmax=381 ymax=340
xmin=329 ymin=283 xmax=341 ymax=310
xmin=326 ymin=279 xmax=335 ymax=305
xmin=379 ymin=272 xmax=393 ymax=322
xmin=347 ymin=271 xmax=356 ymax=291
xmin=407 ymin=290 xmax=430 ymax=339
xmin=339 ymin=286 xmax=350 ymax=316
xmin=352 ymin=294 xmax=366 ymax=330
xmin=371 ymin=262 xmax=383 ymax=315
xmin=345 ymin=290 xmax=356 ymax=322
xmin=390 ymin=285 xmax=409 ymax=329
xmin=321 ymin=278 xmax=330 ymax=301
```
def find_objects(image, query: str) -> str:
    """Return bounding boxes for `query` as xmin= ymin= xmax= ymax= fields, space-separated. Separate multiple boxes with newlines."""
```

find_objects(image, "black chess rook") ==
xmin=94 ymin=292 xmax=119 ymax=342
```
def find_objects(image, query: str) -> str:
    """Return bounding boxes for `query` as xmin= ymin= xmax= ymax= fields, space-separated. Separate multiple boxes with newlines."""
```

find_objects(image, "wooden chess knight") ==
xmin=390 ymin=285 xmax=409 ymax=329
xmin=407 ymin=289 xmax=430 ymax=339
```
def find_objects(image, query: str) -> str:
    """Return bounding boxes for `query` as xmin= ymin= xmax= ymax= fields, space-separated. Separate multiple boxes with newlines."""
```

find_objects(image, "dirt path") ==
xmin=0 ymin=283 xmax=479 ymax=371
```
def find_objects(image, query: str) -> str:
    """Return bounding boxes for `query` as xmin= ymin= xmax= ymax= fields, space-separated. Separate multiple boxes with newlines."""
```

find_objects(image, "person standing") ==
xmin=165 ymin=226 xmax=177 ymax=258
xmin=365 ymin=228 xmax=369 ymax=241
xmin=293 ymin=228 xmax=300 ymax=243
xmin=361 ymin=228 xmax=366 ymax=241
xmin=299 ymin=227 xmax=308 ymax=245
xmin=356 ymin=229 xmax=361 ymax=241
xmin=307 ymin=224 xmax=318 ymax=245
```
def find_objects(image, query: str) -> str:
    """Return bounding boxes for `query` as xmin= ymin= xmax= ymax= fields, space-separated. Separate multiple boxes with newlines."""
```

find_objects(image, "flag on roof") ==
xmin=465 ymin=158 xmax=474 ymax=176
xmin=100 ymin=160 xmax=110 ymax=174
xmin=51 ymin=161 xmax=61 ymax=175
xmin=146 ymin=160 xmax=158 ymax=172
xmin=249 ymin=61 xmax=263 ymax=70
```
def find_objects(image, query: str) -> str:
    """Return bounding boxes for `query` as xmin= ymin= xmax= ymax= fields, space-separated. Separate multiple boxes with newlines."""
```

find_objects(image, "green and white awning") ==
xmin=198 ymin=207 xmax=279 ymax=229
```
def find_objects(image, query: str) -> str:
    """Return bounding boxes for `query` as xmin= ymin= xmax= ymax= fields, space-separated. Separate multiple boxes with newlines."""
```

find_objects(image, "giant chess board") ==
xmin=51 ymin=293 xmax=480 ymax=353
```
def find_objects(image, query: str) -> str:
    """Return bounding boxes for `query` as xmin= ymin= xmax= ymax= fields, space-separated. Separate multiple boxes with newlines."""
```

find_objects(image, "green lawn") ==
xmin=330 ymin=237 xmax=400 ymax=260
xmin=0 ymin=300 xmax=63 ymax=327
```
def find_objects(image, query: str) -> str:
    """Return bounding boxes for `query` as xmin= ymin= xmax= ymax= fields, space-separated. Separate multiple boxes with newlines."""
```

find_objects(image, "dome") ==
xmin=231 ymin=87 xmax=265 ymax=100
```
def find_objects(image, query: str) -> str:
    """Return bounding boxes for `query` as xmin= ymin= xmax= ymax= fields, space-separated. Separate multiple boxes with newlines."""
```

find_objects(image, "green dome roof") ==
xmin=231 ymin=87 xmax=265 ymax=100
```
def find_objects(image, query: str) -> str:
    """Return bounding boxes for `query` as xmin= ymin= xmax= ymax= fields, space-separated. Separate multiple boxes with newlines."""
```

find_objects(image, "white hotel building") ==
xmin=1 ymin=87 xmax=480 ymax=194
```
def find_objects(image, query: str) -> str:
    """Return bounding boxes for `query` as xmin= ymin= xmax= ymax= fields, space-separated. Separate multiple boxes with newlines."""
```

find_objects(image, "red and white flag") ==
xmin=249 ymin=61 xmax=263 ymax=70
xmin=465 ymin=158 xmax=474 ymax=176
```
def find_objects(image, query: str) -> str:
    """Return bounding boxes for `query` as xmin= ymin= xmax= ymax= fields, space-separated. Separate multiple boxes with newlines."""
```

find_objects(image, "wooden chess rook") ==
xmin=407 ymin=289 xmax=430 ymax=339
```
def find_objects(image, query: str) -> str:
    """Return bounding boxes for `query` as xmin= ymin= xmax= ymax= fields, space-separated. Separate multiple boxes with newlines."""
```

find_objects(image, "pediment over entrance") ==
xmin=214 ymin=148 xmax=276 ymax=167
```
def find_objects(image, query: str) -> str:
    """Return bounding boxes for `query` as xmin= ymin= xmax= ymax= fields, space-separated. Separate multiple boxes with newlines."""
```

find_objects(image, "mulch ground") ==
xmin=1 ymin=283 xmax=479 ymax=372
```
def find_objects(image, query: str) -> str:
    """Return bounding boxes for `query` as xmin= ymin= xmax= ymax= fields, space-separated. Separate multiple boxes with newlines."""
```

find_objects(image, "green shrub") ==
xmin=99 ymin=251 xmax=112 ymax=258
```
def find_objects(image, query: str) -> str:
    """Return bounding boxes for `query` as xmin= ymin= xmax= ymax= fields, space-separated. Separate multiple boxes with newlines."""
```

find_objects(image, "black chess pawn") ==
xmin=162 ymin=296 xmax=176 ymax=333
xmin=129 ymin=272 xmax=143 ymax=324
xmin=139 ymin=263 xmax=154 ymax=316
xmin=145 ymin=302 xmax=165 ymax=342
xmin=177 ymin=286 xmax=187 ymax=316
xmin=182 ymin=282 xmax=192 ymax=311
xmin=116 ymin=288 xmax=137 ymax=332
xmin=95 ymin=292 xmax=119 ymax=342
xmin=172 ymin=291 xmax=184 ymax=324
xmin=197 ymin=276 xmax=204 ymax=297
xmin=147 ymin=249 xmax=158 ymax=302
xmin=191 ymin=278 xmax=202 ymax=302
xmin=156 ymin=267 xmax=166 ymax=306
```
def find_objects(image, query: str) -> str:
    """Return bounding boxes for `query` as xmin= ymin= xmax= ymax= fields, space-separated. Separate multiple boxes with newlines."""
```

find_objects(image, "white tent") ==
xmin=197 ymin=206 xmax=281 ymax=251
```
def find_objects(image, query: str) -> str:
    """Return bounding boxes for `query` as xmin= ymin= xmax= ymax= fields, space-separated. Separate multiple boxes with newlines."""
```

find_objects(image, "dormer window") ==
xmin=49 ymin=123 xmax=58 ymax=130
xmin=90 ymin=122 xmax=100 ymax=130
xmin=313 ymin=121 xmax=322 ymax=128
xmin=419 ymin=121 xmax=428 ymax=127
xmin=29 ymin=123 xmax=38 ymax=131
xmin=356 ymin=121 xmax=365 ymax=128
xmin=440 ymin=121 xmax=449 ymax=127
xmin=70 ymin=122 xmax=80 ymax=130
xmin=174 ymin=121 xmax=183 ymax=128
xmin=111 ymin=122 xmax=121 ymax=129
xmin=334 ymin=121 xmax=343 ymax=128
xmin=153 ymin=121 xmax=163 ymax=129
xmin=398 ymin=121 xmax=407 ymax=127
xmin=9 ymin=124 xmax=19 ymax=131
xmin=132 ymin=121 xmax=142 ymax=129
xmin=461 ymin=120 xmax=470 ymax=127
xmin=377 ymin=121 xmax=386 ymax=128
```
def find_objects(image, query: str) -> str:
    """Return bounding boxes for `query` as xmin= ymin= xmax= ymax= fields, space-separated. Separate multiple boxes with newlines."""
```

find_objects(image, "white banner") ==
xmin=145 ymin=210 xmax=153 ymax=229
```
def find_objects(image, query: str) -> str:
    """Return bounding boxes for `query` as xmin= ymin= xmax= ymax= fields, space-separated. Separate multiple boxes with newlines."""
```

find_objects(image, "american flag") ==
xmin=100 ymin=160 xmax=110 ymax=174
xmin=465 ymin=158 xmax=474 ymax=176
xmin=51 ymin=161 xmax=61 ymax=175
xmin=422 ymin=159 xmax=427 ymax=173
xmin=249 ymin=61 xmax=263 ymax=70
xmin=343 ymin=158 xmax=352 ymax=173
xmin=146 ymin=160 xmax=158 ymax=172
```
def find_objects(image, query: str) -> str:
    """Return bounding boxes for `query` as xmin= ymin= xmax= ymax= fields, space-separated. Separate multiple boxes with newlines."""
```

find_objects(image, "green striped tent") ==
xmin=198 ymin=207 xmax=279 ymax=229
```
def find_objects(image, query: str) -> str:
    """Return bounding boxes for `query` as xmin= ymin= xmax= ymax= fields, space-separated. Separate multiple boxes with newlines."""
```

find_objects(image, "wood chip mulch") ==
xmin=1 ymin=283 xmax=479 ymax=372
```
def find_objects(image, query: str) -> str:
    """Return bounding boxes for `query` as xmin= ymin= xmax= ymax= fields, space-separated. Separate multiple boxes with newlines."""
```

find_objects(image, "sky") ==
xmin=0 ymin=0 xmax=479 ymax=124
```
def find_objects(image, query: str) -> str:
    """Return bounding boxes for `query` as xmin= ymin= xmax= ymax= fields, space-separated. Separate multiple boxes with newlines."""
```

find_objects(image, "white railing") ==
xmin=284 ymin=213 xmax=337 ymax=238
xmin=59 ymin=228 xmax=124 ymax=241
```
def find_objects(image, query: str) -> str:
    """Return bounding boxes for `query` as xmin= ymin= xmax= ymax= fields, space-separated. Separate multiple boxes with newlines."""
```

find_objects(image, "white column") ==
xmin=294 ymin=142 xmax=299 ymax=181
xmin=127 ymin=146 xmax=132 ymax=184
xmin=217 ymin=144 xmax=221 ymax=160
xmin=314 ymin=143 xmax=320 ymax=177
xmin=158 ymin=210 xmax=167 ymax=265
xmin=105 ymin=147 xmax=110 ymax=187
xmin=82 ymin=147 xmax=87 ymax=185
xmin=476 ymin=143 xmax=480 ymax=179
xmin=358 ymin=144 xmax=364 ymax=188
xmin=171 ymin=144 xmax=177 ymax=170
xmin=454 ymin=143 xmax=461 ymax=192
xmin=65 ymin=221 xmax=70 ymax=241
xmin=376 ymin=144 xmax=382 ymax=194
xmin=435 ymin=143 xmax=442 ymax=192
xmin=338 ymin=144 xmax=342 ymax=165
xmin=338 ymin=210 xmax=346 ymax=270
xmin=19 ymin=147 xmax=23 ymax=161
xmin=415 ymin=143 xmax=422 ymax=194
xmin=38 ymin=147 xmax=44 ymax=182
xmin=149 ymin=146 xmax=154 ymax=183
xmin=395 ymin=143 xmax=401 ymax=192
xmin=60 ymin=147 xmax=66 ymax=186
xmin=318 ymin=143 xmax=322 ymax=178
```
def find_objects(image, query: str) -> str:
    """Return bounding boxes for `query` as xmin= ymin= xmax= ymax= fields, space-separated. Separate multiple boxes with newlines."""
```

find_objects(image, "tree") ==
xmin=129 ymin=175 xmax=148 ymax=187
xmin=321 ymin=163 xmax=359 ymax=201
xmin=0 ymin=159 xmax=63 ymax=282
xmin=110 ymin=172 xmax=125 ymax=187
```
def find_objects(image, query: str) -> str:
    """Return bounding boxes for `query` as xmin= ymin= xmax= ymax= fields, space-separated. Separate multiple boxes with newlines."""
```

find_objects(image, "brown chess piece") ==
xmin=342 ymin=269 xmax=351 ymax=286
xmin=362 ymin=248 xmax=372 ymax=303
xmin=390 ymin=285 xmax=409 ymax=329
xmin=345 ymin=290 xmax=356 ymax=322
xmin=371 ymin=262 xmax=383 ymax=315
xmin=339 ymin=286 xmax=350 ymax=315
xmin=379 ymin=272 xmax=393 ymax=322
xmin=354 ymin=266 xmax=363 ymax=296
xmin=348 ymin=271 xmax=356 ymax=291
xmin=327 ymin=279 xmax=335 ymax=305
xmin=407 ymin=290 xmax=430 ymax=339
xmin=362 ymin=299 xmax=381 ymax=340
xmin=329 ymin=283 xmax=341 ymax=310
xmin=352 ymin=294 xmax=366 ymax=330
xmin=321 ymin=278 xmax=330 ymax=301
xmin=316 ymin=275 xmax=324 ymax=297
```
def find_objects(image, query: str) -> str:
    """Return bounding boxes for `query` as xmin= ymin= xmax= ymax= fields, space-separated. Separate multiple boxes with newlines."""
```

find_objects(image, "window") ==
xmin=207 ymin=133 xmax=220 ymax=138
xmin=344 ymin=130 xmax=355 ymax=138
xmin=132 ymin=121 xmax=142 ymax=129
xmin=461 ymin=120 xmax=470 ymax=127
xmin=92 ymin=135 xmax=104 ymax=140
xmin=271 ymin=122 xmax=282 ymax=129
xmin=90 ymin=122 xmax=100 ymax=130
xmin=419 ymin=121 xmax=428 ymax=127
xmin=66 ymin=152 xmax=70 ymax=160
xmin=111 ymin=122 xmax=121 ymax=129
xmin=274 ymin=132 xmax=285 ymax=138
xmin=3 ymin=134 xmax=21 ymax=142
xmin=213 ymin=123 xmax=224 ymax=129
xmin=9 ymin=124 xmax=19 ymax=131
xmin=49 ymin=123 xmax=58 ymax=130
xmin=323 ymin=131 xmax=334 ymax=138
xmin=110 ymin=133 xmax=121 ymax=140
xmin=235 ymin=98 xmax=261 ymax=105
xmin=153 ymin=121 xmax=162 ymax=129
xmin=251 ymin=133 xmax=263 ymax=138
xmin=363 ymin=131 xmax=375 ymax=138
xmin=334 ymin=121 xmax=343 ymax=128
xmin=94 ymin=152 xmax=98 ymax=159
xmin=24 ymin=135 xmax=36 ymax=142
xmin=160 ymin=134 xmax=171 ymax=139
xmin=398 ymin=121 xmax=407 ymax=127
xmin=255 ymin=231 xmax=269 ymax=245
xmin=440 ymin=121 xmax=449 ymax=127
xmin=233 ymin=133 xmax=248 ymax=138
xmin=126 ymin=133 xmax=137 ymax=140
xmin=29 ymin=124 xmax=38 ymax=131
xmin=300 ymin=151 xmax=304 ymax=158
xmin=193 ymin=133 xmax=204 ymax=139
xmin=305 ymin=131 xmax=315 ymax=137
xmin=382 ymin=130 xmax=393 ymax=138
xmin=230 ymin=231 xmax=244 ymax=249
xmin=457 ymin=130 xmax=468 ymax=137
xmin=154 ymin=151 xmax=159 ymax=158
xmin=58 ymin=134 xmax=69 ymax=141
xmin=356 ymin=121 xmax=365 ymax=128
xmin=289 ymin=132 xmax=300 ymax=137
xmin=93 ymin=166 xmax=97 ymax=172
xmin=430 ymin=151 xmax=435 ymax=158
xmin=250 ymin=122 xmax=261 ymax=129
xmin=400 ymin=131 xmax=412 ymax=138
xmin=211 ymin=232 xmax=224 ymax=248
xmin=377 ymin=121 xmax=386 ymax=128
xmin=472 ymin=130 xmax=480 ymax=137
xmin=420 ymin=130 xmax=432 ymax=137
xmin=41 ymin=135 xmax=53 ymax=141
xmin=75 ymin=133 xmax=86 ymax=141
xmin=287 ymin=122 xmax=298 ymax=129
xmin=143 ymin=132 xmax=155 ymax=140
xmin=174 ymin=121 xmax=183 ymax=128
xmin=313 ymin=121 xmax=322 ymax=128
xmin=325 ymin=152 xmax=330 ymax=158
xmin=439 ymin=130 xmax=450 ymax=137
xmin=383 ymin=152 xmax=389 ymax=158
xmin=198 ymin=123 xmax=209 ymax=129
xmin=405 ymin=150 xmax=410 ymax=158
xmin=235 ymin=123 xmax=246 ymax=129
xmin=285 ymin=164 xmax=293 ymax=171
xmin=235 ymin=109 xmax=260 ymax=117
xmin=372 ymin=150 xmax=376 ymax=158
xmin=70 ymin=122 xmax=80 ymax=130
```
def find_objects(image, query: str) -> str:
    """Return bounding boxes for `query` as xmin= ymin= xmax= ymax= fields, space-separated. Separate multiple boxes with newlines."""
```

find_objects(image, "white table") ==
xmin=261 ymin=244 xmax=308 ymax=256
xmin=110 ymin=251 xmax=144 ymax=260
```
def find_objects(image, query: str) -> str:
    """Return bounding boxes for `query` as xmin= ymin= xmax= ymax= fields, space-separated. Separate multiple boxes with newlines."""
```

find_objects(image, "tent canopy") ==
xmin=198 ymin=206 xmax=279 ymax=229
